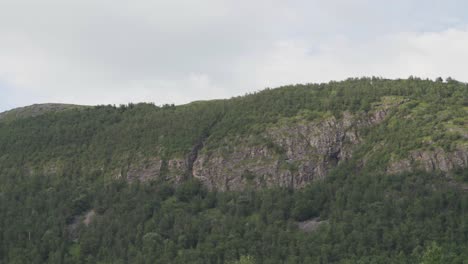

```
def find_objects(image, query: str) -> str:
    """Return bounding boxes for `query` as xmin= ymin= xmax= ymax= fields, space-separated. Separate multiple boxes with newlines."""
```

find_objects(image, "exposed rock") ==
xmin=297 ymin=217 xmax=328 ymax=232
xmin=66 ymin=209 xmax=96 ymax=241
xmin=121 ymin=114 xmax=218 ymax=183
xmin=126 ymin=157 xmax=163 ymax=181
xmin=193 ymin=144 xmax=281 ymax=191
xmin=193 ymin=109 xmax=393 ymax=191
xmin=123 ymin=157 xmax=187 ymax=183
xmin=83 ymin=210 xmax=96 ymax=226
xmin=167 ymin=158 xmax=187 ymax=183
xmin=387 ymin=147 xmax=468 ymax=174
xmin=19 ymin=97 xmax=427 ymax=191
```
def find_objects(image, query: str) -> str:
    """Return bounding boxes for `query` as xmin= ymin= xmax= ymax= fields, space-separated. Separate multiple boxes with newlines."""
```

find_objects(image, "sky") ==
xmin=1 ymin=0 xmax=468 ymax=112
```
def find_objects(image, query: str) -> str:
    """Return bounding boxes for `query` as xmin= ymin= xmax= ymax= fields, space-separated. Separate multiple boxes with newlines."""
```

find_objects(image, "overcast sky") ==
xmin=1 ymin=0 xmax=468 ymax=111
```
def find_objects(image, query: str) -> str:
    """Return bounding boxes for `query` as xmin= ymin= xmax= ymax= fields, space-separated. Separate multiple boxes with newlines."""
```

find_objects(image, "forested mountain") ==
xmin=0 ymin=103 xmax=87 ymax=123
xmin=0 ymin=77 xmax=467 ymax=263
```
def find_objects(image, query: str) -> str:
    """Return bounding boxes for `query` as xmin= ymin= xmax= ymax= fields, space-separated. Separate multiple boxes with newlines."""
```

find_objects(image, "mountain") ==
xmin=1 ymin=78 xmax=466 ymax=189
xmin=0 ymin=77 xmax=467 ymax=263
xmin=0 ymin=103 xmax=88 ymax=122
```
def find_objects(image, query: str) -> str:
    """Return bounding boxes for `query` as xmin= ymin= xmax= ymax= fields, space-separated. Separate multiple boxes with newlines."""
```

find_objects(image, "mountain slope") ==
xmin=0 ymin=103 xmax=88 ymax=122
xmin=0 ymin=77 xmax=467 ymax=263
xmin=0 ymin=77 xmax=466 ymax=189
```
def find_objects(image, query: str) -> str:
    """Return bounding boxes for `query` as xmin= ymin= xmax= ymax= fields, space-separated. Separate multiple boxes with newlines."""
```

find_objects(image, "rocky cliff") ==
xmin=192 ymin=106 xmax=399 ymax=190
xmin=2 ymin=79 xmax=467 ymax=192
xmin=387 ymin=147 xmax=468 ymax=174
xmin=113 ymin=99 xmax=410 ymax=190
xmin=115 ymin=96 xmax=468 ymax=191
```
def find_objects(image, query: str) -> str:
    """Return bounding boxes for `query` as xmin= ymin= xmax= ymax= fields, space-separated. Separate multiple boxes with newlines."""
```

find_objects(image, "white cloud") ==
xmin=247 ymin=27 xmax=468 ymax=88
xmin=1 ymin=0 xmax=468 ymax=111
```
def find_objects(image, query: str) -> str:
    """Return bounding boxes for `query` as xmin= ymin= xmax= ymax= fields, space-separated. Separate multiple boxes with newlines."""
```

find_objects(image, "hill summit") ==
xmin=0 ymin=103 xmax=87 ymax=122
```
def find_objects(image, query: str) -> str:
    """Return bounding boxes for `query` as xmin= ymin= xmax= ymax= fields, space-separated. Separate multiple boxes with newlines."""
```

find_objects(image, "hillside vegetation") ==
xmin=0 ymin=77 xmax=467 ymax=263
xmin=0 ymin=103 xmax=88 ymax=123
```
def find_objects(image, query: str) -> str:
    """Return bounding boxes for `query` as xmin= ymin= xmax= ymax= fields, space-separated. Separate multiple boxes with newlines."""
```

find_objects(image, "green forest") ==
xmin=0 ymin=77 xmax=467 ymax=263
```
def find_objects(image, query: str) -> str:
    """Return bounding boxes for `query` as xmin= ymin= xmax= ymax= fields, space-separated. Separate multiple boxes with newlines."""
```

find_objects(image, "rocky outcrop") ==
xmin=83 ymin=210 xmax=96 ymax=226
xmin=297 ymin=218 xmax=328 ymax=233
xmin=66 ymin=209 xmax=97 ymax=241
xmin=193 ymin=110 xmax=393 ymax=191
xmin=387 ymin=147 xmax=468 ymax=174
xmin=123 ymin=157 xmax=187 ymax=183
xmin=126 ymin=157 xmax=163 ymax=181
xmin=122 ymin=116 xmax=222 ymax=183
xmin=119 ymin=98 xmax=417 ymax=190
xmin=121 ymin=112 xmax=368 ymax=189
xmin=167 ymin=158 xmax=187 ymax=183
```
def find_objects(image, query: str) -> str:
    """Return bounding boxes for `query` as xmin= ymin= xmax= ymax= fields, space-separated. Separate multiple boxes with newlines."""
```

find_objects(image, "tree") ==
xmin=420 ymin=242 xmax=442 ymax=264
xmin=230 ymin=255 xmax=255 ymax=264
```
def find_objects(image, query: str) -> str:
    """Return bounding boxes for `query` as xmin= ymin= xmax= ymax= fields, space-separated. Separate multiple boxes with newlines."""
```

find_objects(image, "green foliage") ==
xmin=1 ymin=165 xmax=467 ymax=263
xmin=0 ymin=77 xmax=468 ymax=263
xmin=230 ymin=255 xmax=256 ymax=264
xmin=420 ymin=242 xmax=442 ymax=264
xmin=0 ymin=103 xmax=87 ymax=123
xmin=0 ymin=77 xmax=466 ymax=175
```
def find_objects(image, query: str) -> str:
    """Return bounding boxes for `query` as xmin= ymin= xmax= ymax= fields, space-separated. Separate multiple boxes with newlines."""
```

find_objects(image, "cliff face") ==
xmin=15 ymin=97 xmax=466 ymax=192
xmin=120 ymin=157 xmax=187 ymax=183
xmin=109 ymin=96 xmax=465 ymax=191
xmin=387 ymin=147 xmax=468 ymax=174
xmin=113 ymin=109 xmax=390 ymax=189
xmin=192 ymin=108 xmax=397 ymax=191
xmin=3 ymin=79 xmax=466 ymax=192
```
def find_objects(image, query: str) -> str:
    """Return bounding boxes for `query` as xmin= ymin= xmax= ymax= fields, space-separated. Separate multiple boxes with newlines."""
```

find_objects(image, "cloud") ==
xmin=230 ymin=27 xmax=468 ymax=92
xmin=1 ymin=0 xmax=468 ymax=111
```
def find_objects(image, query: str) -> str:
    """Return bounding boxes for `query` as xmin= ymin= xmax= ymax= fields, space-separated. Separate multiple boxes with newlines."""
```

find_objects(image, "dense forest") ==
xmin=0 ymin=77 xmax=467 ymax=263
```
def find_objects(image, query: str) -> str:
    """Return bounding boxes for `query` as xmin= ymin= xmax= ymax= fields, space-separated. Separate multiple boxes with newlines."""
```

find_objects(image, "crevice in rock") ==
xmin=184 ymin=114 xmax=224 ymax=180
